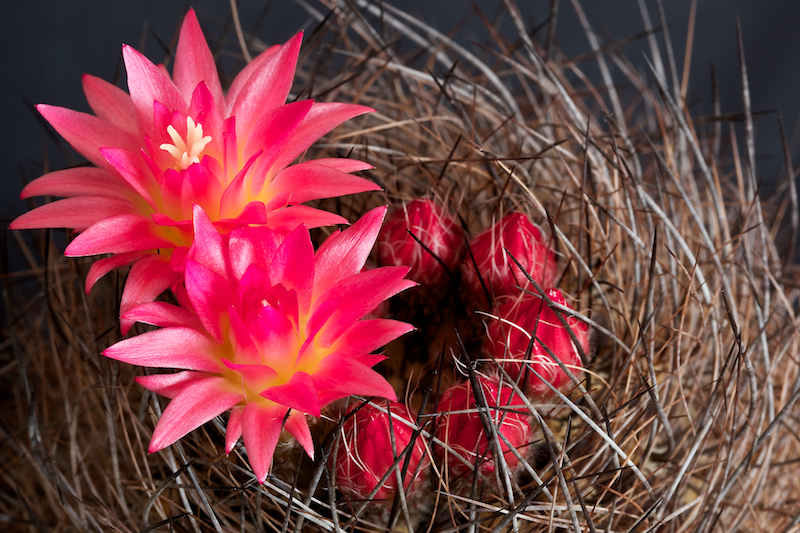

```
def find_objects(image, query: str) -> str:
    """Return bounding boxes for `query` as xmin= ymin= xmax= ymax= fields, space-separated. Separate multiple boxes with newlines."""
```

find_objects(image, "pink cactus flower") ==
xmin=487 ymin=289 xmax=587 ymax=397
xmin=11 ymin=9 xmax=377 ymax=332
xmin=333 ymin=400 xmax=428 ymax=502
xmin=435 ymin=376 xmax=531 ymax=479
xmin=378 ymin=199 xmax=463 ymax=286
xmin=461 ymin=212 xmax=556 ymax=300
xmin=103 ymin=205 xmax=415 ymax=483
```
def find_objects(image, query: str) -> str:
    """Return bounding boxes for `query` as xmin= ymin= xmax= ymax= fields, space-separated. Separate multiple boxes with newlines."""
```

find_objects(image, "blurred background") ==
xmin=3 ymin=0 xmax=799 ymax=228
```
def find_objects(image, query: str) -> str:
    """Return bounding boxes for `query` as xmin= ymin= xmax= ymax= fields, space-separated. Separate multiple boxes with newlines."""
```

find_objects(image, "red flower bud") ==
xmin=334 ymin=401 xmax=428 ymax=502
xmin=378 ymin=199 xmax=463 ymax=285
xmin=487 ymin=289 xmax=587 ymax=397
xmin=435 ymin=376 xmax=531 ymax=479
xmin=461 ymin=212 xmax=555 ymax=299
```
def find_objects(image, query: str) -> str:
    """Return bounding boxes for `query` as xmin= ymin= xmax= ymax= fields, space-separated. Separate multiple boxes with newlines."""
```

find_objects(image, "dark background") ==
xmin=3 ymin=1 xmax=800 ymax=224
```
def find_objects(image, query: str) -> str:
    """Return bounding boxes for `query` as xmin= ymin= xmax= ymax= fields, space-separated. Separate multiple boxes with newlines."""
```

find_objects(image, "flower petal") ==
xmin=228 ymin=226 xmax=281 ymax=280
xmin=331 ymin=319 xmax=415 ymax=358
xmin=265 ymin=161 xmax=380 ymax=209
xmin=317 ymin=267 xmax=415 ymax=345
xmin=20 ymin=167 xmax=136 ymax=201
xmin=136 ymin=370 xmax=211 ymax=399
xmin=120 ymin=253 xmax=180 ymax=334
xmin=101 ymin=147 xmax=160 ymax=209
xmin=103 ymin=327 xmax=224 ymax=372
xmin=314 ymin=206 xmax=386 ymax=297
xmin=148 ymin=376 xmax=243 ymax=453
xmin=266 ymin=205 xmax=348 ymax=233
xmin=312 ymin=355 xmax=397 ymax=402
xmin=244 ymin=99 xmax=314 ymax=190
xmin=228 ymin=306 xmax=261 ymax=366
xmin=309 ymin=158 xmax=374 ymax=174
xmin=123 ymin=44 xmax=187 ymax=132
xmin=225 ymin=44 xmax=280 ymax=114
xmin=36 ymin=104 xmax=140 ymax=171
xmin=228 ymin=32 xmax=303 ymax=140
xmin=225 ymin=406 xmax=245 ymax=454
xmin=64 ymin=214 xmax=175 ymax=256
xmin=123 ymin=301 xmax=204 ymax=330
xmin=270 ymin=102 xmax=375 ymax=171
xmin=241 ymin=402 xmax=288 ymax=484
xmin=173 ymin=9 xmax=225 ymax=115
xmin=185 ymin=260 xmax=234 ymax=343
xmin=261 ymin=371 xmax=321 ymax=417
xmin=268 ymin=224 xmax=314 ymax=312
xmin=85 ymin=251 xmax=147 ymax=293
xmin=285 ymin=410 xmax=314 ymax=459
xmin=10 ymin=197 xmax=138 ymax=232
xmin=190 ymin=204 xmax=229 ymax=280
xmin=82 ymin=74 xmax=138 ymax=132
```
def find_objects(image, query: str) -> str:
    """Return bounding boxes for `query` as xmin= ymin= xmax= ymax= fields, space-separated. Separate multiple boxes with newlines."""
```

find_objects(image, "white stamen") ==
xmin=159 ymin=116 xmax=212 ymax=170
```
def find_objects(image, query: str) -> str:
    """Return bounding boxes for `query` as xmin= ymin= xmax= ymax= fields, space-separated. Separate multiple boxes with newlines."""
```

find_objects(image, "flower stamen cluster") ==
xmin=160 ymin=116 xmax=212 ymax=169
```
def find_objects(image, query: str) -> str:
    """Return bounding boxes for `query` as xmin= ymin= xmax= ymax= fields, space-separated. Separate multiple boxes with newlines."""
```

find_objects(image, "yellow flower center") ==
xmin=159 ymin=116 xmax=212 ymax=170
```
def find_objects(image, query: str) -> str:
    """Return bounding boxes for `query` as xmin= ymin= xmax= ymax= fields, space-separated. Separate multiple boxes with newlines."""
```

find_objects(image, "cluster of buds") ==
xmin=435 ymin=375 xmax=531 ymax=481
xmin=378 ymin=199 xmax=463 ymax=286
xmin=488 ymin=289 xmax=588 ymax=398
xmin=333 ymin=401 xmax=429 ymax=503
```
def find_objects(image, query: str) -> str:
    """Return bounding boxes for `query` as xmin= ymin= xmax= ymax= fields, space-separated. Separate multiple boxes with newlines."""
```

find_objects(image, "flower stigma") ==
xmin=159 ymin=116 xmax=212 ymax=170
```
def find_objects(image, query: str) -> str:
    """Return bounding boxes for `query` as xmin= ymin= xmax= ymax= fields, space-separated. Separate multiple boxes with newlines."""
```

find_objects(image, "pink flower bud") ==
xmin=334 ymin=401 xmax=428 ymax=502
xmin=435 ymin=376 xmax=531 ymax=479
xmin=378 ymin=199 xmax=463 ymax=286
xmin=461 ymin=212 xmax=555 ymax=300
xmin=487 ymin=289 xmax=587 ymax=397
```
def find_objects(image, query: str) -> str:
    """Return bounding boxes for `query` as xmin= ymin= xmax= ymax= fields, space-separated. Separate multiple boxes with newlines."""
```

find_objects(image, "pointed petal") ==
xmin=222 ymin=358 xmax=278 ymax=392
xmin=185 ymin=260 xmax=234 ymax=343
xmin=308 ymin=158 xmax=373 ymax=173
xmin=190 ymin=204 xmax=229 ymax=279
xmin=219 ymin=150 xmax=262 ymax=219
xmin=265 ymin=162 xmax=380 ymax=209
xmin=297 ymin=298 xmax=339 ymax=363
xmin=36 ymin=104 xmax=139 ymax=171
xmin=173 ymin=9 xmax=224 ymax=114
xmin=123 ymin=301 xmax=204 ymax=330
xmin=331 ymin=319 xmax=415 ymax=358
xmin=267 ymin=205 xmax=348 ymax=233
xmin=104 ymin=327 xmax=224 ymax=372
xmin=101 ymin=147 xmax=160 ymax=209
xmin=317 ymin=267 xmax=414 ymax=345
xmin=64 ymin=214 xmax=174 ymax=256
xmin=136 ymin=370 xmax=211 ymax=399
xmin=148 ymin=376 xmax=243 ymax=453
xmin=241 ymin=402 xmax=288 ymax=483
xmin=261 ymin=371 xmax=321 ymax=417
xmin=313 ymin=356 xmax=397 ymax=402
xmin=313 ymin=206 xmax=386 ymax=297
xmin=270 ymin=102 xmax=375 ymax=171
xmin=225 ymin=44 xmax=280 ymax=113
xmin=228 ymin=306 xmax=261 ymax=366
xmin=82 ymin=74 xmax=137 ymax=131
xmin=20 ymin=167 xmax=135 ymax=201
xmin=118 ymin=253 xmax=178 ymax=333
xmin=285 ymin=411 xmax=314 ymax=459
xmin=10 ymin=197 xmax=137 ymax=232
xmin=268 ymin=225 xmax=314 ymax=311
xmin=228 ymin=226 xmax=281 ymax=279
xmin=226 ymin=406 xmax=245 ymax=453
xmin=229 ymin=33 xmax=303 ymax=139
xmin=85 ymin=251 xmax=146 ymax=293
xmin=123 ymin=44 xmax=187 ymax=132
xmin=244 ymin=99 xmax=314 ymax=191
